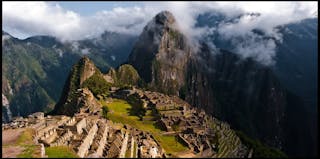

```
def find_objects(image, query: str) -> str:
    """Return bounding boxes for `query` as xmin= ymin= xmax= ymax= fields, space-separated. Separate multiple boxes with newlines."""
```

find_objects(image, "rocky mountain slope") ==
xmin=51 ymin=56 xmax=106 ymax=116
xmin=196 ymin=13 xmax=318 ymax=157
xmin=2 ymin=31 xmax=137 ymax=122
xmin=4 ymin=56 xmax=288 ymax=158
xmin=127 ymin=11 xmax=316 ymax=157
xmin=128 ymin=11 xmax=191 ymax=95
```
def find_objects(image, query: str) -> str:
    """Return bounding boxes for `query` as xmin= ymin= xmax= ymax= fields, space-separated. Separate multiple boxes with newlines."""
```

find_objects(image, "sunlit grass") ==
xmin=45 ymin=146 xmax=78 ymax=158
xmin=16 ymin=128 xmax=41 ymax=158
xmin=101 ymin=98 xmax=188 ymax=155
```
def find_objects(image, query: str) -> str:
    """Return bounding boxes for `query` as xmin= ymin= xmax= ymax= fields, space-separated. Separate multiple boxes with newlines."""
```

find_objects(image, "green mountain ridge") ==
xmin=2 ymin=30 xmax=137 ymax=120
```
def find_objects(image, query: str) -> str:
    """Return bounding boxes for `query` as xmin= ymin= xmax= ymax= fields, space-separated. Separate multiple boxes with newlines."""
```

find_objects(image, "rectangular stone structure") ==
xmin=77 ymin=123 xmax=98 ymax=158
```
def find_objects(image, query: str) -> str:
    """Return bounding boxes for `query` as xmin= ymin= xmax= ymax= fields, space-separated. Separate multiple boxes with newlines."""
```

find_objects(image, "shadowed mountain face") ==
xmin=273 ymin=18 xmax=318 ymax=157
xmin=128 ymin=11 xmax=192 ymax=95
xmin=196 ymin=13 xmax=318 ymax=157
xmin=127 ymin=11 xmax=317 ymax=157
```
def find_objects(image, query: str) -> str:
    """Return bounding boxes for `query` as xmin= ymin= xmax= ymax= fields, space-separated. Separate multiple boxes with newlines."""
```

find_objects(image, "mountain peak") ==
xmin=128 ymin=10 xmax=191 ymax=91
xmin=154 ymin=10 xmax=176 ymax=25
xmin=52 ymin=56 xmax=102 ymax=116
xmin=76 ymin=56 xmax=98 ymax=85
xmin=79 ymin=55 xmax=91 ymax=64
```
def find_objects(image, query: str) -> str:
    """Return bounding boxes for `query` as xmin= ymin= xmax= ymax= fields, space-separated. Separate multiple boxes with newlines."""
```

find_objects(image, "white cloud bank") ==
xmin=2 ymin=1 xmax=318 ymax=65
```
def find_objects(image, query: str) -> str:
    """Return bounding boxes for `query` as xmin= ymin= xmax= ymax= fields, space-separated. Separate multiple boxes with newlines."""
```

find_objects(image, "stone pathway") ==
xmin=2 ymin=128 xmax=24 ymax=145
xmin=2 ymin=146 xmax=25 ymax=158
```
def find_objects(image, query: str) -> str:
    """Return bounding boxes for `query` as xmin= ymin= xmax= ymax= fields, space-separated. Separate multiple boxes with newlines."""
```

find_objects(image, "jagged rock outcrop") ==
xmin=51 ymin=56 xmax=104 ymax=116
xmin=107 ymin=64 xmax=141 ymax=87
xmin=2 ymin=94 xmax=12 ymax=123
xmin=128 ymin=11 xmax=191 ymax=95
xmin=76 ymin=88 xmax=102 ymax=114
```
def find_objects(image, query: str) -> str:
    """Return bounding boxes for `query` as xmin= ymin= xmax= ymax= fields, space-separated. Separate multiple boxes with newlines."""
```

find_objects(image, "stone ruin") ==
xmin=2 ymin=87 xmax=250 ymax=158
xmin=115 ymin=88 xmax=250 ymax=157
xmin=3 ymin=111 xmax=164 ymax=158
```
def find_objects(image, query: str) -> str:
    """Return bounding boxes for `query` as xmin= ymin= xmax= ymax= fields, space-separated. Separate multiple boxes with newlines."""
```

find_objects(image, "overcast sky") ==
xmin=2 ymin=1 xmax=318 ymax=65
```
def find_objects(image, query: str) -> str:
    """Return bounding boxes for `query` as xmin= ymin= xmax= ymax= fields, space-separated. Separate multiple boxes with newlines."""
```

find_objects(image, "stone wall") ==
xmin=77 ymin=123 xmax=98 ymax=158
xmin=50 ymin=130 xmax=73 ymax=147
xmin=119 ymin=131 xmax=129 ymax=158
xmin=95 ymin=126 xmax=109 ymax=157
xmin=76 ymin=118 xmax=86 ymax=134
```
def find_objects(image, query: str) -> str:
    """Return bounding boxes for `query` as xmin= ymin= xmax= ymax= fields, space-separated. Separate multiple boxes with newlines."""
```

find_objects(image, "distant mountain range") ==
xmin=2 ymin=30 xmax=137 ymax=119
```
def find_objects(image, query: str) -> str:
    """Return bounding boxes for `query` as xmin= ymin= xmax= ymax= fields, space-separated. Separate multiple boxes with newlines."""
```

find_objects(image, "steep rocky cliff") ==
xmin=127 ymin=11 xmax=294 ymax=155
xmin=128 ymin=11 xmax=191 ymax=95
xmin=51 ymin=56 xmax=104 ymax=116
xmin=107 ymin=64 xmax=141 ymax=87
xmin=185 ymin=47 xmax=287 ymax=149
xmin=2 ymin=94 xmax=12 ymax=123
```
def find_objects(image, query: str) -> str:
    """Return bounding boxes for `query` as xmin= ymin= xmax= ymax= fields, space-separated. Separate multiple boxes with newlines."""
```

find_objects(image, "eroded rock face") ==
xmin=128 ymin=11 xmax=191 ymax=95
xmin=52 ymin=56 xmax=102 ymax=116
xmin=2 ymin=94 xmax=12 ymax=123
xmin=77 ymin=88 xmax=102 ymax=114
xmin=79 ymin=56 xmax=97 ymax=85
xmin=185 ymin=49 xmax=287 ymax=149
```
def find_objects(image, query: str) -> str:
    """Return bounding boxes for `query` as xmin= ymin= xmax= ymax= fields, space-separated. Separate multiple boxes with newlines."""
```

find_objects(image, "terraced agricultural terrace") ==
xmin=2 ymin=87 xmax=250 ymax=158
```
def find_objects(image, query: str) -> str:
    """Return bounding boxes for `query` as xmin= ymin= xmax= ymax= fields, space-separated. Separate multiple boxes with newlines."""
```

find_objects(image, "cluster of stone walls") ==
xmin=65 ymin=117 xmax=76 ymax=126
xmin=57 ymin=116 xmax=70 ymax=126
xmin=95 ymin=126 xmax=109 ymax=157
xmin=37 ymin=126 xmax=56 ymax=140
xmin=50 ymin=130 xmax=73 ymax=147
xmin=77 ymin=123 xmax=98 ymax=157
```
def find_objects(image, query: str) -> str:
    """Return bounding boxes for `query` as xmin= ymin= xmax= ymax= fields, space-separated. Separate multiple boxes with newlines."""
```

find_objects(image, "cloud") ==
xmin=207 ymin=2 xmax=317 ymax=65
xmin=141 ymin=2 xmax=317 ymax=65
xmin=2 ymin=2 xmax=154 ymax=41
xmin=2 ymin=1 xmax=317 ymax=64
xmin=3 ymin=2 xmax=82 ymax=41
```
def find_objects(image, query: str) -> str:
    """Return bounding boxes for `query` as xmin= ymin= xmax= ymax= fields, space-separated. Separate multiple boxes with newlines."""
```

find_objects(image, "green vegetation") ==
xmin=171 ymin=124 xmax=180 ymax=131
xmin=179 ymin=85 xmax=187 ymax=100
xmin=235 ymin=131 xmax=288 ymax=158
xmin=127 ymin=94 xmax=146 ymax=120
xmin=133 ymin=142 xmax=137 ymax=158
xmin=82 ymin=72 xmax=111 ymax=98
xmin=50 ymin=61 xmax=82 ymax=115
xmin=169 ymin=29 xmax=180 ymax=40
xmin=16 ymin=128 xmax=34 ymax=145
xmin=66 ymin=62 xmax=81 ymax=102
xmin=117 ymin=64 xmax=141 ymax=86
xmin=102 ymin=105 xmax=109 ymax=119
xmin=45 ymin=146 xmax=78 ymax=158
xmin=17 ymin=145 xmax=39 ymax=158
xmin=15 ymin=128 xmax=41 ymax=158
xmin=125 ymin=146 xmax=131 ymax=158
xmin=101 ymin=98 xmax=188 ymax=155
xmin=108 ymin=64 xmax=142 ymax=88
